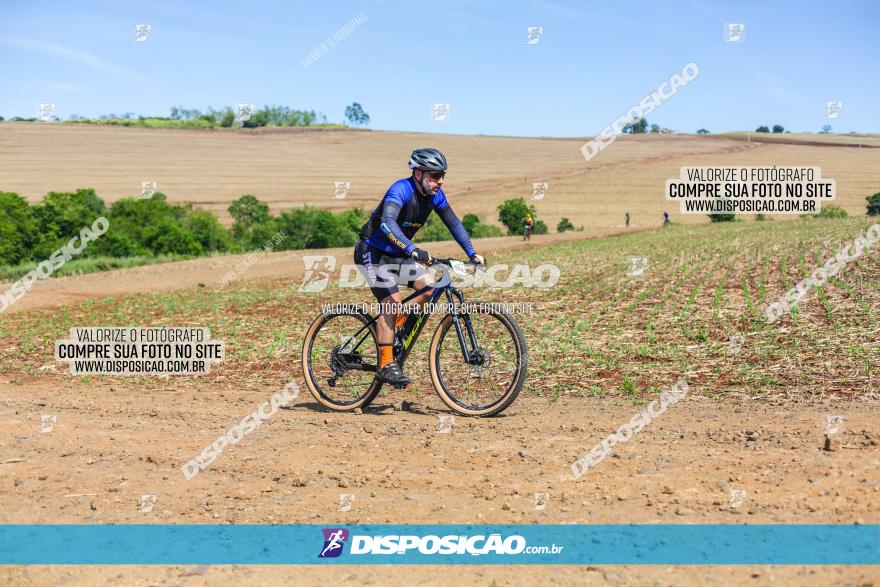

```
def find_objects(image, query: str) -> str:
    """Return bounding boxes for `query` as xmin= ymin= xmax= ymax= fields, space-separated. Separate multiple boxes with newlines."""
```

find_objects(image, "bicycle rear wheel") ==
xmin=301 ymin=309 xmax=383 ymax=411
xmin=428 ymin=302 xmax=527 ymax=416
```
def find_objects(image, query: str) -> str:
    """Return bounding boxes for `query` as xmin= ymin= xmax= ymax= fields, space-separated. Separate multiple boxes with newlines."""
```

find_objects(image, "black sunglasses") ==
xmin=424 ymin=170 xmax=446 ymax=180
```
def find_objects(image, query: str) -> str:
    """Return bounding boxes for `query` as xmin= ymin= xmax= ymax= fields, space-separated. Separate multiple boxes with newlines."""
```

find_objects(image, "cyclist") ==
xmin=355 ymin=148 xmax=485 ymax=386
xmin=524 ymin=213 xmax=533 ymax=240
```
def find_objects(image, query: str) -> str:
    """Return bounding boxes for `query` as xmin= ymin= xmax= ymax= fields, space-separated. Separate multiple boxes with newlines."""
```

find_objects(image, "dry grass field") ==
xmin=1 ymin=123 xmax=878 ymax=229
xmin=717 ymin=131 xmax=880 ymax=147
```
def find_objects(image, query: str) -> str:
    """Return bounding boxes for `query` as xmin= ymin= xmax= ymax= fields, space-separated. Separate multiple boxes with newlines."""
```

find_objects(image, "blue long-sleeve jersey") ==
xmin=358 ymin=177 xmax=476 ymax=258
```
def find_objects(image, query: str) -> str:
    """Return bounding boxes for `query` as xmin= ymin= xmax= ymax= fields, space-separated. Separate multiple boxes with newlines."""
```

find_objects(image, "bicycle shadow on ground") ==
xmin=285 ymin=401 xmax=513 ymax=419
xmin=285 ymin=400 xmax=439 ymax=416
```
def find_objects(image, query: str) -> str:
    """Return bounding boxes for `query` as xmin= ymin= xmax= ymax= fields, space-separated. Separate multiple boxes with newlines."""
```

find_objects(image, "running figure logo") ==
xmin=37 ymin=102 xmax=56 ymax=121
xmin=238 ymin=103 xmax=255 ymax=122
xmin=134 ymin=24 xmax=151 ymax=42
xmin=825 ymin=415 xmax=844 ymax=435
xmin=298 ymin=255 xmax=337 ymax=293
xmin=333 ymin=181 xmax=350 ymax=199
xmin=824 ymin=101 xmax=842 ymax=120
xmin=724 ymin=22 xmax=745 ymax=43
xmin=525 ymin=26 xmax=544 ymax=45
xmin=40 ymin=414 xmax=57 ymax=433
xmin=318 ymin=528 xmax=349 ymax=558
xmin=430 ymin=102 xmax=451 ymax=122
xmin=138 ymin=494 xmax=157 ymax=513
xmin=627 ymin=257 xmax=648 ymax=277
xmin=530 ymin=182 xmax=549 ymax=201
xmin=140 ymin=181 xmax=158 ymax=199
xmin=729 ymin=489 xmax=746 ymax=509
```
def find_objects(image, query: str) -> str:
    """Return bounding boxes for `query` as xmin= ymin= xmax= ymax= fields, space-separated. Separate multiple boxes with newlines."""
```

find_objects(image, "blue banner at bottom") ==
xmin=0 ymin=525 xmax=877 ymax=564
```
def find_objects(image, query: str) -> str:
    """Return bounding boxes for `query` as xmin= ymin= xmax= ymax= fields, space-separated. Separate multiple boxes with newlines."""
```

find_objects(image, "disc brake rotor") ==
xmin=467 ymin=348 xmax=493 ymax=376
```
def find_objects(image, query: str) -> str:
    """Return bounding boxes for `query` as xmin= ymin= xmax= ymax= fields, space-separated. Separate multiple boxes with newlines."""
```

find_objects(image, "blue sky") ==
xmin=1 ymin=0 xmax=877 ymax=136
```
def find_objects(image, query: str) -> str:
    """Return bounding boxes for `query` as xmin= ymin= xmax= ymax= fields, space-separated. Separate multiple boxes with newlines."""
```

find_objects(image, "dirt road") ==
xmin=1 ymin=381 xmax=876 ymax=584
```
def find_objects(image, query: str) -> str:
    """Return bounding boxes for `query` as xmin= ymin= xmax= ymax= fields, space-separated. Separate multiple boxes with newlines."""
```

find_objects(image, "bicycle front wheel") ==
xmin=428 ymin=302 xmax=527 ymax=416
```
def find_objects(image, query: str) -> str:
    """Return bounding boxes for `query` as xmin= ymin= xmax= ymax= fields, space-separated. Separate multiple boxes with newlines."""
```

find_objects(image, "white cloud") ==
xmin=0 ymin=36 xmax=142 ymax=81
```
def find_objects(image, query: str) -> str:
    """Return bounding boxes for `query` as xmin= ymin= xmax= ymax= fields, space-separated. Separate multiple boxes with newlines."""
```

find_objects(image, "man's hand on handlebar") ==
xmin=410 ymin=249 xmax=485 ymax=268
xmin=411 ymin=247 xmax=432 ymax=264
xmin=469 ymin=253 xmax=486 ymax=266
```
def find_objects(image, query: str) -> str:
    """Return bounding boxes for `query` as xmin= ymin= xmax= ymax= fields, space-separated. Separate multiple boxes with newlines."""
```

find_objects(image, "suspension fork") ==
xmin=445 ymin=287 xmax=479 ymax=363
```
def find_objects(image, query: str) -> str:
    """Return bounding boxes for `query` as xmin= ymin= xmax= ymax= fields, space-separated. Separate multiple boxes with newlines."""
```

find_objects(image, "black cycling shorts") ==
xmin=354 ymin=239 xmax=430 ymax=302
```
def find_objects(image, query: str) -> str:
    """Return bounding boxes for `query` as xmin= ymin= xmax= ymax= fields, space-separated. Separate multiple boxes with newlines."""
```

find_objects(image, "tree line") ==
xmin=0 ymin=189 xmax=519 ymax=270
xmin=0 ymin=102 xmax=373 ymax=129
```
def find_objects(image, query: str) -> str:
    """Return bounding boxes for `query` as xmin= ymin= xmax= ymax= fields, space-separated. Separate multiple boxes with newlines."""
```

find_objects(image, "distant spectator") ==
xmin=625 ymin=212 xmax=630 ymax=227
xmin=663 ymin=211 xmax=670 ymax=226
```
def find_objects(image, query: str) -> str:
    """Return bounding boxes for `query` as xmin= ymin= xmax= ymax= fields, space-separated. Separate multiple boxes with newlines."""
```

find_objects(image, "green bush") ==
xmin=93 ymin=232 xmax=148 ymax=257
xmin=229 ymin=194 xmax=271 ymax=229
xmin=708 ymin=214 xmax=736 ymax=222
xmin=276 ymin=205 xmax=362 ymax=249
xmin=460 ymin=213 xmax=502 ymax=237
xmin=108 ymin=194 xmax=183 ymax=249
xmin=462 ymin=214 xmax=480 ymax=233
xmin=248 ymin=220 xmax=283 ymax=250
xmin=557 ymin=217 xmax=575 ymax=232
xmin=497 ymin=198 xmax=538 ymax=235
xmin=867 ymin=192 xmax=880 ymax=216
xmin=816 ymin=205 xmax=848 ymax=219
xmin=533 ymin=220 xmax=548 ymax=234
xmin=184 ymin=209 xmax=233 ymax=252
xmin=229 ymin=194 xmax=272 ymax=248
xmin=143 ymin=220 xmax=204 ymax=255
xmin=419 ymin=212 xmax=502 ymax=243
xmin=470 ymin=222 xmax=503 ymax=238
xmin=30 ymin=188 xmax=109 ymax=259
xmin=106 ymin=193 xmax=233 ymax=256
xmin=0 ymin=192 xmax=39 ymax=265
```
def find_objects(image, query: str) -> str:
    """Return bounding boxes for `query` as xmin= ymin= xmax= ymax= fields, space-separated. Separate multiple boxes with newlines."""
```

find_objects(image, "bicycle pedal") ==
xmin=392 ymin=383 xmax=409 ymax=390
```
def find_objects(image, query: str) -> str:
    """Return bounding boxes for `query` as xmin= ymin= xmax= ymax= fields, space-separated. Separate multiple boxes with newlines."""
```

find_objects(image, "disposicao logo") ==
xmin=317 ymin=529 xmax=564 ymax=558
xmin=318 ymin=528 xmax=349 ymax=558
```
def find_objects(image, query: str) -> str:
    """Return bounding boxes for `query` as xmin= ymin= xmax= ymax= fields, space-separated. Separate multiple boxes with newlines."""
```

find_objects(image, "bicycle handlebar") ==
xmin=423 ymin=257 xmax=485 ymax=269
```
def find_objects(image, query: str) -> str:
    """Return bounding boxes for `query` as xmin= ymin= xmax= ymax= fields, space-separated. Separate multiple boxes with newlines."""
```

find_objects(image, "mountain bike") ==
xmin=301 ymin=258 xmax=528 ymax=416
xmin=524 ymin=224 xmax=532 ymax=241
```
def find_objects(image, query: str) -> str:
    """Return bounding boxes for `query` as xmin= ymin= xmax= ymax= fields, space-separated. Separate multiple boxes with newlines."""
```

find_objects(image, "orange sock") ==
xmin=379 ymin=345 xmax=393 ymax=368
xmin=394 ymin=313 xmax=407 ymax=329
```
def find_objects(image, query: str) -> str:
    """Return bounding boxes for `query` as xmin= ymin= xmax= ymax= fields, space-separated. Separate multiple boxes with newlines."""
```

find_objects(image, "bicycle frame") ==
xmin=338 ymin=262 xmax=480 ymax=370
